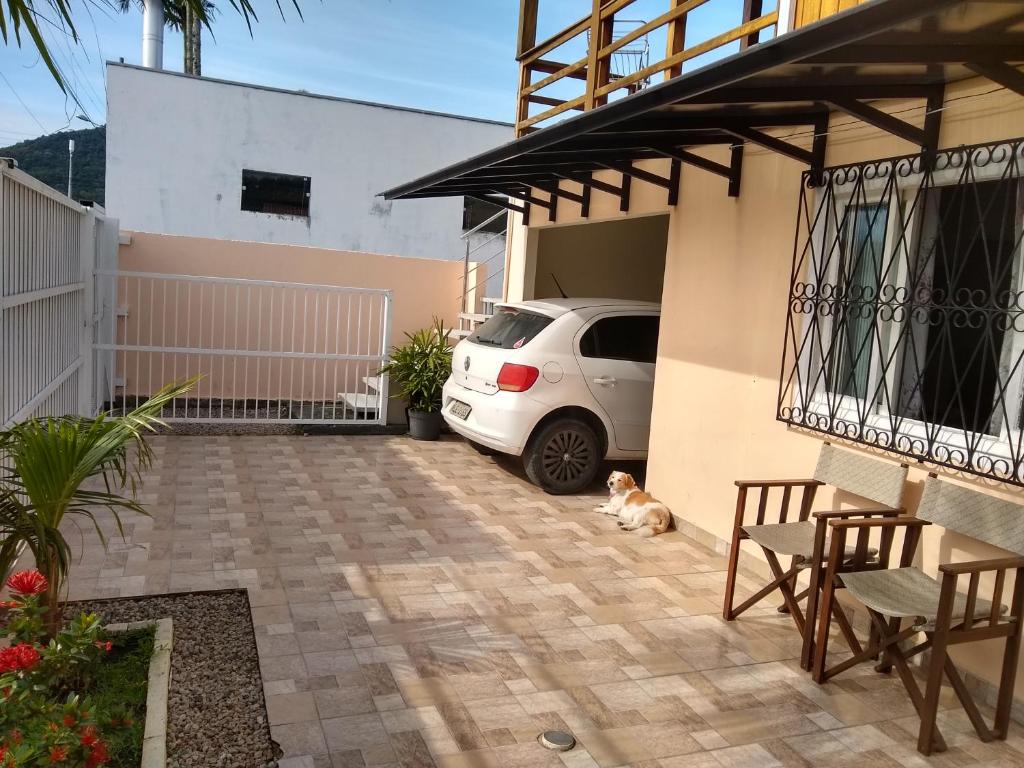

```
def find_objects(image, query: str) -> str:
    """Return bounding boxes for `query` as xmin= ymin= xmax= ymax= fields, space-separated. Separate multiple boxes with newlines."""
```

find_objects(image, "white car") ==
xmin=442 ymin=299 xmax=660 ymax=494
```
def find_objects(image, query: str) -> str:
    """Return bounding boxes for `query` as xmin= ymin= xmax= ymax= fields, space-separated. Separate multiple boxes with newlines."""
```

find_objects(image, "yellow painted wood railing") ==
xmin=514 ymin=0 xmax=779 ymax=136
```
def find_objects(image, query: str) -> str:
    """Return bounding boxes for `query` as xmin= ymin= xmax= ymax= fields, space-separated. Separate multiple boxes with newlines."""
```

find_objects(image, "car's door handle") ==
xmin=593 ymin=376 xmax=616 ymax=386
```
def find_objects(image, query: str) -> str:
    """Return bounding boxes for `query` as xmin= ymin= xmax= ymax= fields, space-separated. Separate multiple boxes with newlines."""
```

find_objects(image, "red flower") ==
xmin=48 ymin=744 xmax=68 ymax=763
xmin=79 ymin=726 xmax=99 ymax=748
xmin=0 ymin=601 xmax=18 ymax=609
xmin=63 ymin=714 xmax=77 ymax=728
xmin=5 ymin=570 xmax=48 ymax=595
xmin=0 ymin=643 xmax=40 ymax=673
xmin=94 ymin=640 xmax=112 ymax=653
xmin=8 ymin=730 xmax=21 ymax=745
xmin=86 ymin=739 xmax=109 ymax=767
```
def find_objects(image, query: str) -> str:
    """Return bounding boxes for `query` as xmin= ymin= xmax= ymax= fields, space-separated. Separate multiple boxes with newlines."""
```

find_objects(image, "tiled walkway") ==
xmin=67 ymin=435 xmax=1024 ymax=767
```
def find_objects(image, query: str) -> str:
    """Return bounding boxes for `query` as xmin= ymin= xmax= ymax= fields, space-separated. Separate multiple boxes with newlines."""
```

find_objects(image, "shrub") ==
xmin=0 ymin=570 xmax=134 ymax=767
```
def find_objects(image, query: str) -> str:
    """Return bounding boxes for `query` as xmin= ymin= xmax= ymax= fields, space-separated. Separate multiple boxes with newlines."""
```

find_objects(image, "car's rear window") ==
xmin=467 ymin=307 xmax=553 ymax=350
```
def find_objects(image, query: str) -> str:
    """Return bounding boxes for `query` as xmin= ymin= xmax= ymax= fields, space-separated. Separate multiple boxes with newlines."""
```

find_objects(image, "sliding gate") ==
xmin=94 ymin=271 xmax=392 ymax=425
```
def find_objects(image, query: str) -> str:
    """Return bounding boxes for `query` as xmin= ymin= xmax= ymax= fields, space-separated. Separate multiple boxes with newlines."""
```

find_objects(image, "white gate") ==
xmin=0 ymin=162 xmax=117 ymax=427
xmin=93 ymin=270 xmax=392 ymax=425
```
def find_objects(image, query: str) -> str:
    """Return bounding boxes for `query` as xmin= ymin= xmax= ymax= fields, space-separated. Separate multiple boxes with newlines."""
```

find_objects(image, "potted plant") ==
xmin=380 ymin=318 xmax=452 ymax=441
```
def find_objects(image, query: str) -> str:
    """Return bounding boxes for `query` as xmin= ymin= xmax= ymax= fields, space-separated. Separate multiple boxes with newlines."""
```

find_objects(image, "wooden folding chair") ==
xmin=812 ymin=476 xmax=1024 ymax=755
xmin=723 ymin=443 xmax=908 ymax=670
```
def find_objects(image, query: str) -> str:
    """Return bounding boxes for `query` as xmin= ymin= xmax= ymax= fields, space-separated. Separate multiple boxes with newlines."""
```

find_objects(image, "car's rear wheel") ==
xmin=524 ymin=418 xmax=601 ymax=494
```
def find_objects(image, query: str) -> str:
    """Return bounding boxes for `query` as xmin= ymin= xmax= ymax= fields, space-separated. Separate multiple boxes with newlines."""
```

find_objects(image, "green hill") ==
xmin=0 ymin=126 xmax=105 ymax=206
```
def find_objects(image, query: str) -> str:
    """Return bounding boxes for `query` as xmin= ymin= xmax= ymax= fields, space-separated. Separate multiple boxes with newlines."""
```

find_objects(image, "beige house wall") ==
xmin=504 ymin=78 xmax=1024 ymax=698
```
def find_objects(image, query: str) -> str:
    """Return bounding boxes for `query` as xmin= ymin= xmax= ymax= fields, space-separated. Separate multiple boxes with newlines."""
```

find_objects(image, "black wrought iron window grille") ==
xmin=778 ymin=138 xmax=1024 ymax=485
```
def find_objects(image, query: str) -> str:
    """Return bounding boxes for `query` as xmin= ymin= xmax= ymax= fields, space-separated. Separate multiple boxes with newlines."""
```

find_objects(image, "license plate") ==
xmin=449 ymin=400 xmax=472 ymax=420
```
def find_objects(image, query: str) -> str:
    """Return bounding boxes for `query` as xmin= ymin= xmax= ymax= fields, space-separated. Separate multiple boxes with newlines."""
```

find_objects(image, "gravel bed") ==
xmin=75 ymin=590 xmax=279 ymax=768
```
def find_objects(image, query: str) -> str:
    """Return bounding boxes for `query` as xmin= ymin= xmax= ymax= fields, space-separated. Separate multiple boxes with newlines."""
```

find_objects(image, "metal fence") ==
xmin=0 ymin=162 xmax=116 ymax=427
xmin=94 ymin=270 xmax=393 ymax=425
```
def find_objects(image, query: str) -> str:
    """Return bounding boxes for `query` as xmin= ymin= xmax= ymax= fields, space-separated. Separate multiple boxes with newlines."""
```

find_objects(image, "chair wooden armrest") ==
xmin=734 ymin=478 xmax=823 ymax=489
xmin=813 ymin=507 xmax=904 ymax=520
xmin=828 ymin=517 xmax=929 ymax=530
xmin=939 ymin=557 xmax=1024 ymax=576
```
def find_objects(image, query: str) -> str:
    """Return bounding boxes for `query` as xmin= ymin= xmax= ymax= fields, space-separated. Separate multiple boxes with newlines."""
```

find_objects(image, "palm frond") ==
xmin=0 ymin=378 xmax=195 ymax=589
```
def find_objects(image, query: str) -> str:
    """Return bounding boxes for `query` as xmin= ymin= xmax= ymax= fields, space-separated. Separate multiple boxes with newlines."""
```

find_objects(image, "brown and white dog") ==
xmin=595 ymin=471 xmax=672 ymax=537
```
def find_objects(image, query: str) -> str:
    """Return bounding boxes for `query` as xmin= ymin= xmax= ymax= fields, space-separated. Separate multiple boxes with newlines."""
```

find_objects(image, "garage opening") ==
xmin=528 ymin=214 xmax=668 ymax=302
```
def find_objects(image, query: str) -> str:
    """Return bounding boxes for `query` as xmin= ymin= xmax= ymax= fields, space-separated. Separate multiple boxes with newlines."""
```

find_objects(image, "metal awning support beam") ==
xmin=534 ymin=181 xmax=586 ymax=205
xmin=804 ymin=39 xmax=1024 ymax=64
xmin=827 ymin=97 xmax=926 ymax=145
xmin=598 ymin=160 xmax=674 ymax=190
xmin=520 ymin=192 xmax=557 ymax=210
xmin=728 ymin=144 xmax=743 ymax=197
xmin=591 ymin=109 xmax=826 ymax=133
xmin=530 ymin=131 xmax=736 ymax=151
xmin=465 ymin=194 xmax=526 ymax=215
xmin=726 ymin=126 xmax=814 ymax=166
xmin=966 ymin=61 xmax=1024 ymax=97
xmin=679 ymin=82 xmax=943 ymax=104
xmin=404 ymin=186 xmax=524 ymax=200
xmin=598 ymin=160 xmax=678 ymax=207
xmin=667 ymin=159 xmax=681 ymax=206
xmin=556 ymin=171 xmax=625 ymax=197
xmin=654 ymin=148 xmax=732 ymax=179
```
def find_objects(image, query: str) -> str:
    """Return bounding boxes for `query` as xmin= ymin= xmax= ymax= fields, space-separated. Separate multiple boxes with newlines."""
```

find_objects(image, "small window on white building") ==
xmin=241 ymin=169 xmax=310 ymax=217
xmin=462 ymin=196 xmax=506 ymax=234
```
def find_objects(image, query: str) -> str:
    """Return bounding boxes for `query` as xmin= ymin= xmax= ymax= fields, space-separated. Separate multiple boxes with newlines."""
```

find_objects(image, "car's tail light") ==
xmin=497 ymin=363 xmax=539 ymax=392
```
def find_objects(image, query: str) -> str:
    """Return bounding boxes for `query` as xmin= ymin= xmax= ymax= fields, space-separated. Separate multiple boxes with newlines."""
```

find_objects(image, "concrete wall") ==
xmin=105 ymin=64 xmax=511 ymax=263
xmin=115 ymin=232 xmax=472 ymax=422
xmin=504 ymin=78 xmax=1024 ymax=702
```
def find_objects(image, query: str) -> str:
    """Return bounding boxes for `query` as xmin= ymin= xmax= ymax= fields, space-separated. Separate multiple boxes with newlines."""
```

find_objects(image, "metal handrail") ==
xmin=466 ymin=229 xmax=507 ymax=258
xmin=460 ymin=209 xmax=507 ymax=240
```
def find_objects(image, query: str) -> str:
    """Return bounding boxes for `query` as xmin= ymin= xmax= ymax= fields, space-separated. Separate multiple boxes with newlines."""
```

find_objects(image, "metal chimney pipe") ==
xmin=142 ymin=0 xmax=164 ymax=69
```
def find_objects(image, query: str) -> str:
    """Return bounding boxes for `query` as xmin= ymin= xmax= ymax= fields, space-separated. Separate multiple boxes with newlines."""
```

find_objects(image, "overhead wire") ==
xmin=0 ymin=71 xmax=47 ymax=132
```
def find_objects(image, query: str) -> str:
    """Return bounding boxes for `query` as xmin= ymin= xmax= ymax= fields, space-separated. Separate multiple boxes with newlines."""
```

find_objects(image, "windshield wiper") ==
xmin=472 ymin=336 xmax=503 ymax=347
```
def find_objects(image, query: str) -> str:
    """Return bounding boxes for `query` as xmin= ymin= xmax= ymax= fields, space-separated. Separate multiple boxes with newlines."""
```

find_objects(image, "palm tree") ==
xmin=0 ymin=0 xmax=299 ymax=91
xmin=0 ymin=378 xmax=195 ymax=635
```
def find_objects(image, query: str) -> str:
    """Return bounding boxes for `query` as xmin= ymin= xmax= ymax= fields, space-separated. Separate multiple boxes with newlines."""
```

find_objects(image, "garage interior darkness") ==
xmin=527 ymin=214 xmax=669 ymax=302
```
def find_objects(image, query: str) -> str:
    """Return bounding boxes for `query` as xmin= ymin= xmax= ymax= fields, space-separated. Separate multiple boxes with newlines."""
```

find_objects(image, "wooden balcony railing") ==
xmin=514 ymin=0 xmax=781 ymax=136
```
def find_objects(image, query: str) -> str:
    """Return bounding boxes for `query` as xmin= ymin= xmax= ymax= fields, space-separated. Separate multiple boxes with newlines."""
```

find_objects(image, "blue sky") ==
xmin=0 ymin=0 xmax=767 ymax=146
xmin=0 ymin=0 xmax=527 ymax=144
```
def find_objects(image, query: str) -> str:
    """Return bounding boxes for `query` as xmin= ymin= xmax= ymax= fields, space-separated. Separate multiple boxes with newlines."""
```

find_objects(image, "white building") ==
xmin=104 ymin=63 xmax=511 ymax=267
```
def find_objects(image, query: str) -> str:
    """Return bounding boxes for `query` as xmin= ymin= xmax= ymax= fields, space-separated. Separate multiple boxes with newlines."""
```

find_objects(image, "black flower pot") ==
xmin=408 ymin=409 xmax=442 ymax=441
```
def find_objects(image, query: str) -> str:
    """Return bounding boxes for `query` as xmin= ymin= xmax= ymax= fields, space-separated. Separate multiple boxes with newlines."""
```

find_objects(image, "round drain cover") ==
xmin=539 ymin=730 xmax=575 ymax=751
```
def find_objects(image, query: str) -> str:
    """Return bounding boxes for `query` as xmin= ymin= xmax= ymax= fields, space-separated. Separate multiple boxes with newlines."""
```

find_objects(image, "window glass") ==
xmin=241 ymin=170 xmax=310 ymax=217
xmin=897 ymin=178 xmax=1019 ymax=435
xmin=830 ymin=203 xmax=888 ymax=400
xmin=467 ymin=307 xmax=552 ymax=349
xmin=579 ymin=316 xmax=660 ymax=364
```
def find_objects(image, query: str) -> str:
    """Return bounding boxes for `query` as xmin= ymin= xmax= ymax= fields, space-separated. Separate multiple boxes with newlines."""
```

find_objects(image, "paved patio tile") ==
xmin=65 ymin=435 xmax=1024 ymax=767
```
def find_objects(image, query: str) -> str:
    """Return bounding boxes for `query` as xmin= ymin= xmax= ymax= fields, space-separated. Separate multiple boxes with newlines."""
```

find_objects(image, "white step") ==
xmin=336 ymin=392 xmax=379 ymax=414
xmin=449 ymin=328 xmax=472 ymax=340
xmin=459 ymin=311 xmax=490 ymax=324
xmin=361 ymin=375 xmax=382 ymax=393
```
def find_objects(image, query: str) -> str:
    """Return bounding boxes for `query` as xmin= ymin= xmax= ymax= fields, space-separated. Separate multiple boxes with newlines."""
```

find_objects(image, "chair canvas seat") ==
xmin=842 ymin=566 xmax=1006 ymax=625
xmin=743 ymin=521 xmax=877 ymax=561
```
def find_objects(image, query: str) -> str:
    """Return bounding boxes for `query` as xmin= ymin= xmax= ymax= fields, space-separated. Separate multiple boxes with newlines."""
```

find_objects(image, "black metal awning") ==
xmin=381 ymin=0 xmax=1024 ymax=217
